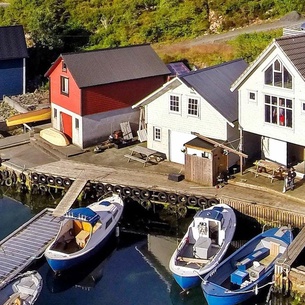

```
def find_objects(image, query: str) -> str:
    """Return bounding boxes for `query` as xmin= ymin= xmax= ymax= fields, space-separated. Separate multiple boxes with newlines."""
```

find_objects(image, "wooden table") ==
xmin=251 ymin=159 xmax=286 ymax=183
xmin=124 ymin=146 xmax=159 ymax=167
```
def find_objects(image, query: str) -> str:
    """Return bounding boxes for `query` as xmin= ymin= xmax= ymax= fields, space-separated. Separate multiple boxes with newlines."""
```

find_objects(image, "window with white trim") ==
xmin=188 ymin=98 xmax=199 ymax=117
xmin=53 ymin=108 xmax=57 ymax=119
xmin=153 ymin=127 xmax=161 ymax=141
xmin=75 ymin=118 xmax=79 ymax=129
xmin=264 ymin=59 xmax=292 ymax=89
xmin=61 ymin=76 xmax=69 ymax=95
xmin=248 ymin=91 xmax=257 ymax=103
xmin=169 ymin=95 xmax=180 ymax=113
xmin=302 ymin=101 xmax=305 ymax=113
xmin=264 ymin=94 xmax=292 ymax=127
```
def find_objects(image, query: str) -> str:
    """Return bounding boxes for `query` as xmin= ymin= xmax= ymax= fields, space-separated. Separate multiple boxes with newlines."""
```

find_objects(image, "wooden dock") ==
xmin=0 ymin=208 xmax=60 ymax=289
xmin=52 ymin=178 xmax=88 ymax=217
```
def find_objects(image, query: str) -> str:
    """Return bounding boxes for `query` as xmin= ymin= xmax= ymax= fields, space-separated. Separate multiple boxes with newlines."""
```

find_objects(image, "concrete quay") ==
xmin=1 ymin=132 xmax=305 ymax=219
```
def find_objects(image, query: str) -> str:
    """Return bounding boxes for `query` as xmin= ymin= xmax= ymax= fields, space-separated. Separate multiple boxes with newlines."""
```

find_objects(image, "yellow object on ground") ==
xmin=40 ymin=127 xmax=70 ymax=147
xmin=6 ymin=108 xmax=51 ymax=127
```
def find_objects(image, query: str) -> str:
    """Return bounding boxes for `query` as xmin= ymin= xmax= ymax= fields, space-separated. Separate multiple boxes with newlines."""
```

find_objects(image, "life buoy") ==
xmin=187 ymin=196 xmax=198 ymax=206
xmin=55 ymin=177 xmax=63 ymax=186
xmin=178 ymin=194 xmax=187 ymax=204
xmin=19 ymin=172 xmax=26 ymax=183
xmin=31 ymin=172 xmax=39 ymax=182
xmin=39 ymin=174 xmax=47 ymax=184
xmin=177 ymin=205 xmax=188 ymax=218
xmin=140 ymin=189 xmax=151 ymax=200
xmin=141 ymin=200 xmax=151 ymax=210
xmin=47 ymin=176 xmax=55 ymax=185
xmin=96 ymin=183 xmax=104 ymax=192
xmin=122 ymin=187 xmax=131 ymax=197
xmin=63 ymin=178 xmax=72 ymax=187
xmin=5 ymin=177 xmax=12 ymax=186
xmin=198 ymin=197 xmax=208 ymax=208
xmin=131 ymin=188 xmax=141 ymax=198
xmin=208 ymin=198 xmax=219 ymax=206
xmin=168 ymin=193 xmax=178 ymax=204
xmin=157 ymin=192 xmax=168 ymax=202
xmin=113 ymin=185 xmax=122 ymax=194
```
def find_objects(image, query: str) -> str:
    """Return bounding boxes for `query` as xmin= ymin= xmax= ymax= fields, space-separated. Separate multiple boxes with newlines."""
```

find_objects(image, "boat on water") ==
xmin=201 ymin=226 xmax=293 ymax=305
xmin=169 ymin=204 xmax=236 ymax=291
xmin=45 ymin=193 xmax=124 ymax=273
xmin=0 ymin=271 xmax=43 ymax=305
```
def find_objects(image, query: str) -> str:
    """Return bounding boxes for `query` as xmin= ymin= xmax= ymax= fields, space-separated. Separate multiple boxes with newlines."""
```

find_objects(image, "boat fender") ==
xmin=208 ymin=198 xmax=219 ymax=206
xmin=5 ymin=177 xmax=12 ymax=187
xmin=96 ymin=183 xmax=105 ymax=192
xmin=3 ymin=169 xmax=10 ymax=179
xmin=39 ymin=174 xmax=47 ymax=184
xmin=178 ymin=194 xmax=187 ymax=204
xmin=47 ymin=175 xmax=55 ymax=185
xmin=198 ymin=197 xmax=208 ymax=208
xmin=40 ymin=185 xmax=49 ymax=193
xmin=11 ymin=171 xmax=17 ymax=185
xmin=31 ymin=183 xmax=39 ymax=194
xmin=19 ymin=183 xmax=28 ymax=193
xmin=177 ymin=205 xmax=188 ymax=218
xmin=140 ymin=189 xmax=151 ymax=200
xmin=122 ymin=186 xmax=131 ymax=197
xmin=19 ymin=172 xmax=26 ymax=183
xmin=55 ymin=177 xmax=63 ymax=186
xmin=187 ymin=196 xmax=198 ymax=206
xmin=141 ymin=200 xmax=151 ymax=210
xmin=31 ymin=172 xmax=39 ymax=182
xmin=0 ymin=171 xmax=3 ymax=182
xmin=157 ymin=192 xmax=168 ymax=202
xmin=113 ymin=185 xmax=122 ymax=194
xmin=131 ymin=188 xmax=141 ymax=198
xmin=168 ymin=193 xmax=178 ymax=204
xmin=105 ymin=184 xmax=113 ymax=192
xmin=168 ymin=205 xmax=177 ymax=214
xmin=63 ymin=178 xmax=72 ymax=187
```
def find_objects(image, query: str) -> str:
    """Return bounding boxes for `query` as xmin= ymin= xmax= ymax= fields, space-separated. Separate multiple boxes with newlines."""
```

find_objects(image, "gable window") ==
xmin=249 ymin=91 xmax=257 ymax=103
xmin=302 ymin=101 xmax=305 ymax=113
xmin=61 ymin=76 xmax=69 ymax=95
xmin=62 ymin=62 xmax=67 ymax=72
xmin=169 ymin=95 xmax=180 ymax=113
xmin=264 ymin=59 xmax=292 ymax=89
xmin=153 ymin=126 xmax=161 ymax=141
xmin=188 ymin=98 xmax=199 ymax=117
xmin=265 ymin=94 xmax=292 ymax=127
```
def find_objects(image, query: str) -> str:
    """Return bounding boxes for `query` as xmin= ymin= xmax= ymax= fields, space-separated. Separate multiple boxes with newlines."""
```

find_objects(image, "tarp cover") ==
xmin=65 ymin=207 xmax=100 ymax=225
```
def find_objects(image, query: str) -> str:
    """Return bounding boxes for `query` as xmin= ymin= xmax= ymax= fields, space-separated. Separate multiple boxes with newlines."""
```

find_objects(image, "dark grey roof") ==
xmin=0 ymin=25 xmax=28 ymax=60
xmin=276 ymin=34 xmax=305 ymax=79
xmin=60 ymin=44 xmax=170 ymax=88
xmin=167 ymin=62 xmax=190 ymax=76
xmin=184 ymin=137 xmax=224 ymax=150
xmin=180 ymin=59 xmax=248 ymax=123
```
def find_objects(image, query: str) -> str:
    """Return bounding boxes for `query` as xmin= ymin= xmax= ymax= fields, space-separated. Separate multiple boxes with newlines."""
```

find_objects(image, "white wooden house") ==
xmin=133 ymin=59 xmax=248 ymax=169
xmin=231 ymin=34 xmax=305 ymax=173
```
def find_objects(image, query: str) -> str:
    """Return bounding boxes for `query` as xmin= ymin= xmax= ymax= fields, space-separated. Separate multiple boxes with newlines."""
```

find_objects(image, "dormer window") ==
xmin=264 ymin=59 xmax=292 ymax=89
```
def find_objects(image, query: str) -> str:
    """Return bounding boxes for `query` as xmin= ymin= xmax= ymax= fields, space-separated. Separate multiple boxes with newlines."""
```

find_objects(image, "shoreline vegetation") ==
xmin=0 ymin=1 xmax=305 ymax=86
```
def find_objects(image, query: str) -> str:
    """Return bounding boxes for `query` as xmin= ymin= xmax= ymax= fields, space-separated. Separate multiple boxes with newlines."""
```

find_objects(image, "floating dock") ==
xmin=0 ymin=208 xmax=60 ymax=289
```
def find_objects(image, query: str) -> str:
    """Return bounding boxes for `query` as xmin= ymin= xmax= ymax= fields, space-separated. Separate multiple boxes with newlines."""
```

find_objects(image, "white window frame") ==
xmin=169 ymin=94 xmax=181 ymax=114
xmin=301 ymin=101 xmax=305 ymax=114
xmin=153 ymin=126 xmax=161 ymax=141
xmin=248 ymin=90 xmax=257 ymax=103
xmin=61 ymin=76 xmax=69 ymax=95
xmin=187 ymin=97 xmax=200 ymax=117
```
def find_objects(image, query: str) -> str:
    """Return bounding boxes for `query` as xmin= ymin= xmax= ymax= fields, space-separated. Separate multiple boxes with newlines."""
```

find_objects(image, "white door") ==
xmin=169 ymin=131 xmax=196 ymax=164
xmin=262 ymin=137 xmax=287 ymax=165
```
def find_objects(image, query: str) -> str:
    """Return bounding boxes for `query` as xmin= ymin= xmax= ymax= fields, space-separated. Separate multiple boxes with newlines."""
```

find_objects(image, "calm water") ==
xmin=0 ymin=191 xmax=293 ymax=305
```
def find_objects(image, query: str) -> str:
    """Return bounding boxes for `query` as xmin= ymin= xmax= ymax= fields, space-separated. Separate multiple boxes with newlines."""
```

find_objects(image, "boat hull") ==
xmin=173 ymin=273 xmax=201 ymax=291
xmin=46 ymin=228 xmax=116 ymax=272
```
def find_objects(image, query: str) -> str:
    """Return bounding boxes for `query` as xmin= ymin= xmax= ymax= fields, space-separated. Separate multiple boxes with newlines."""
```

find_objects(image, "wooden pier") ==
xmin=52 ymin=178 xmax=87 ymax=217
xmin=0 ymin=208 xmax=60 ymax=289
xmin=274 ymin=226 xmax=305 ymax=293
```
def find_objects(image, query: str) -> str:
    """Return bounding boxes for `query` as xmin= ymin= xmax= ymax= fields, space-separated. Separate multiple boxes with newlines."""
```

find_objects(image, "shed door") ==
xmin=61 ymin=112 xmax=72 ymax=141
xmin=169 ymin=131 xmax=196 ymax=164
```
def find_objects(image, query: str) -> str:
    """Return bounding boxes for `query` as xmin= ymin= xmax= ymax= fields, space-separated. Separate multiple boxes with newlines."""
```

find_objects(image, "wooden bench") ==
xmin=177 ymin=256 xmax=209 ymax=264
xmin=124 ymin=154 xmax=147 ymax=166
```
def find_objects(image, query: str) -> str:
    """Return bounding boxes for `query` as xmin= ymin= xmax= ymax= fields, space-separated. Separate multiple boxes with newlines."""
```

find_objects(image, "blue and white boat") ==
xmin=45 ymin=193 xmax=124 ymax=273
xmin=201 ymin=226 xmax=293 ymax=305
xmin=169 ymin=204 xmax=236 ymax=291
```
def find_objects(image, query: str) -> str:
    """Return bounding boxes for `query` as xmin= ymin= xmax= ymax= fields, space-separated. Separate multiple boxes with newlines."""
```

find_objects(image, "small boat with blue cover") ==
xmin=169 ymin=204 xmax=236 ymax=291
xmin=45 ymin=193 xmax=124 ymax=273
xmin=201 ymin=226 xmax=293 ymax=305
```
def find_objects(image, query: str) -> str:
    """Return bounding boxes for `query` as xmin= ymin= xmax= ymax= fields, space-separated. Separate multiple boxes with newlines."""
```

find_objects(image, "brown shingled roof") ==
xmin=276 ymin=34 xmax=305 ymax=79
